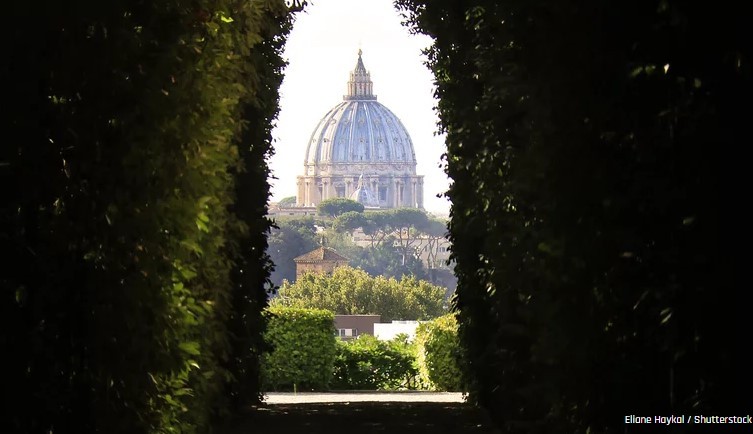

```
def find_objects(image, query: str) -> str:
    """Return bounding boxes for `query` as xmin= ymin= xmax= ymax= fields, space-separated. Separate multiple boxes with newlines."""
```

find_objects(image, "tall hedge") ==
xmin=398 ymin=0 xmax=748 ymax=432
xmin=223 ymin=0 xmax=299 ymax=411
xmin=2 ymin=1 xmax=297 ymax=432
xmin=261 ymin=307 xmax=337 ymax=391
xmin=415 ymin=315 xmax=464 ymax=392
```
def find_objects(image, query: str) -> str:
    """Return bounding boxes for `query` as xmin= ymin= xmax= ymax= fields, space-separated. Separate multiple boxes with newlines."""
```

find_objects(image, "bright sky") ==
xmin=269 ymin=0 xmax=451 ymax=215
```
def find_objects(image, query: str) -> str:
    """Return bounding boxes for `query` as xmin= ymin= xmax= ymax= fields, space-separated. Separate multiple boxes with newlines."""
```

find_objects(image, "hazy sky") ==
xmin=269 ymin=0 xmax=451 ymax=215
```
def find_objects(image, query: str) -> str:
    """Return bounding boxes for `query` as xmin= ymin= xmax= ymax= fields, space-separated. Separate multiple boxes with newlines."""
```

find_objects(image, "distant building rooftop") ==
xmin=293 ymin=246 xmax=349 ymax=263
xmin=293 ymin=246 xmax=350 ymax=280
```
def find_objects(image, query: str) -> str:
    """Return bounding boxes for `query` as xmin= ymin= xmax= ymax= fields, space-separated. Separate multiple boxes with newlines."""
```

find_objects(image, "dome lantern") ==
xmin=345 ymin=50 xmax=376 ymax=101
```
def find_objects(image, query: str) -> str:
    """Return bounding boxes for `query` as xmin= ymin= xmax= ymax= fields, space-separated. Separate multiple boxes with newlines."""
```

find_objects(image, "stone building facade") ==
xmin=293 ymin=246 xmax=349 ymax=279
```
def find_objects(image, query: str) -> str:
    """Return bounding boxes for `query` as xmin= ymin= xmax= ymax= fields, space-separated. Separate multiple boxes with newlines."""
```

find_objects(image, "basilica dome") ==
xmin=304 ymin=50 xmax=417 ymax=172
xmin=296 ymin=50 xmax=424 ymax=209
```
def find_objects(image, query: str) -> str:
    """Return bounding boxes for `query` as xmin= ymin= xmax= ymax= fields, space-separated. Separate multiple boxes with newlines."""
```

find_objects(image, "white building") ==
xmin=374 ymin=320 xmax=422 ymax=342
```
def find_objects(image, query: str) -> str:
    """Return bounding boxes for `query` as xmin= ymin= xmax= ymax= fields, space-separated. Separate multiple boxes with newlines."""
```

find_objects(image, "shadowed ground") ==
xmin=222 ymin=393 xmax=501 ymax=434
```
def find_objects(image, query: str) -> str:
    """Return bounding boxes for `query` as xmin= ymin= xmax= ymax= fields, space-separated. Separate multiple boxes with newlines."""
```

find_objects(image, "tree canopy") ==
xmin=270 ymin=266 xmax=447 ymax=322
xmin=277 ymin=196 xmax=297 ymax=207
xmin=348 ymin=243 xmax=429 ymax=282
xmin=317 ymin=198 xmax=365 ymax=218
xmin=332 ymin=208 xmax=448 ymax=267
xmin=332 ymin=210 xmax=367 ymax=234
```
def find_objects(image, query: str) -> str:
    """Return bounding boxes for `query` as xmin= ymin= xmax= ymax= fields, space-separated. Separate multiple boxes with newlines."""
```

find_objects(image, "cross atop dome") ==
xmin=345 ymin=49 xmax=376 ymax=100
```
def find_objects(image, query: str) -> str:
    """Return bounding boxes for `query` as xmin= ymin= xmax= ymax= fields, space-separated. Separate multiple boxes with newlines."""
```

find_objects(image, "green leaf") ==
xmin=179 ymin=341 xmax=201 ymax=356
xmin=180 ymin=240 xmax=203 ymax=255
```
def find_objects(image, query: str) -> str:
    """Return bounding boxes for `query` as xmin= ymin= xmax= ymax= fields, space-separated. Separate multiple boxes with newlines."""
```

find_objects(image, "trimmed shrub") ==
xmin=332 ymin=334 xmax=419 ymax=390
xmin=415 ymin=314 xmax=465 ymax=391
xmin=261 ymin=307 xmax=337 ymax=391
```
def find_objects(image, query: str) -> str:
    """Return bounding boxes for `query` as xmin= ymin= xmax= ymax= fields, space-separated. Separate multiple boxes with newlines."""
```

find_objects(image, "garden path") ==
xmin=222 ymin=392 xmax=501 ymax=433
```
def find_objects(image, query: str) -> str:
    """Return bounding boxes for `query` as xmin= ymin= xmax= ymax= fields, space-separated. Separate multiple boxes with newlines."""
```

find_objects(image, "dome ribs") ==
xmin=304 ymin=101 xmax=415 ymax=166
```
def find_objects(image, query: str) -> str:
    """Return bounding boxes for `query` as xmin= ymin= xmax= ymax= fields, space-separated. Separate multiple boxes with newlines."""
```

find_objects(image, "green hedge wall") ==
xmin=415 ymin=314 xmax=464 ymax=392
xmin=332 ymin=334 xmax=419 ymax=390
xmin=261 ymin=307 xmax=337 ymax=391
xmin=3 ymin=1 xmax=297 ymax=432
xmin=397 ymin=0 xmax=746 ymax=431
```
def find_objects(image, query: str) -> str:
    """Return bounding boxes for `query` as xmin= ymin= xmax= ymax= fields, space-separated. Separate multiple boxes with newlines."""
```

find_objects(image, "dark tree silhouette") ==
xmin=397 ymin=0 xmax=750 ymax=432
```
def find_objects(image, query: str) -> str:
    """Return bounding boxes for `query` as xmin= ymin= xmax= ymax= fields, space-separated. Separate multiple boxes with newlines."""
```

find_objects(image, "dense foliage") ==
xmin=332 ymin=335 xmax=419 ymax=390
xmin=415 ymin=315 xmax=464 ymax=392
xmin=397 ymin=0 xmax=748 ymax=432
xmin=260 ymin=307 xmax=337 ymax=391
xmin=224 ymin=0 xmax=300 ymax=413
xmin=2 ymin=0 xmax=297 ymax=432
xmin=271 ymin=266 xmax=447 ymax=321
